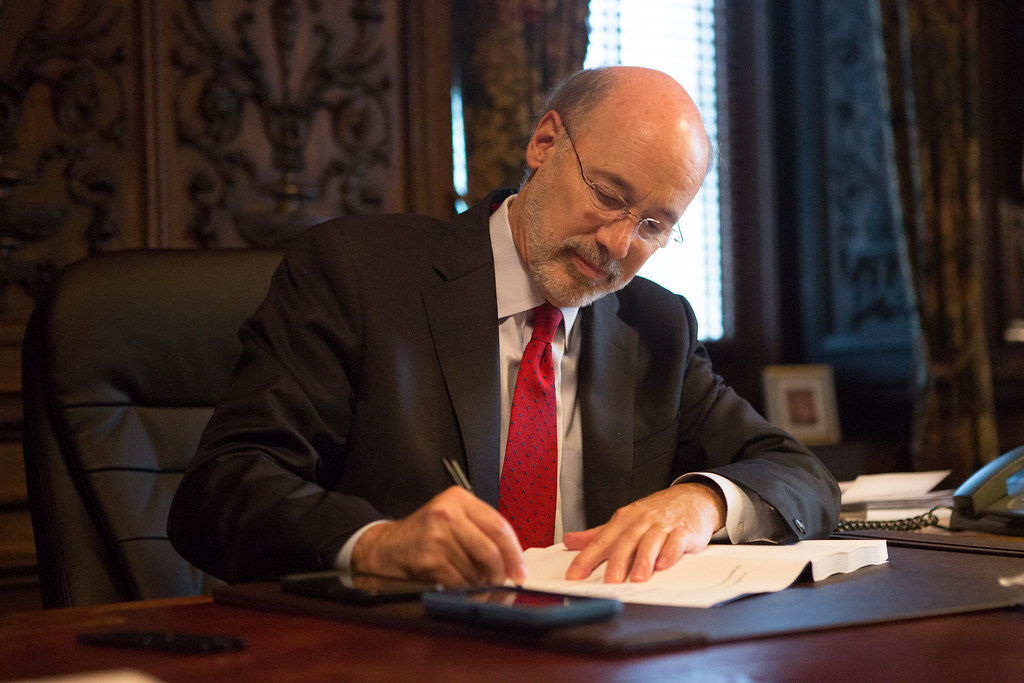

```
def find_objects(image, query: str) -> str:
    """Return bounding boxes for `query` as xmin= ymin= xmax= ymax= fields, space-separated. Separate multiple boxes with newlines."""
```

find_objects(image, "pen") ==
xmin=442 ymin=457 xmax=473 ymax=493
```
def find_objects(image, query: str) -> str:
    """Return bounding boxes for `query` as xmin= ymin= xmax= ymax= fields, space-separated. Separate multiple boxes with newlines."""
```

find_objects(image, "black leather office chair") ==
xmin=22 ymin=249 xmax=283 ymax=607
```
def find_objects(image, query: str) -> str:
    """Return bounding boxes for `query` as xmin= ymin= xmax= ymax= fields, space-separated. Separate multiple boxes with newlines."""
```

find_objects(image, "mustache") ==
xmin=563 ymin=237 xmax=623 ymax=280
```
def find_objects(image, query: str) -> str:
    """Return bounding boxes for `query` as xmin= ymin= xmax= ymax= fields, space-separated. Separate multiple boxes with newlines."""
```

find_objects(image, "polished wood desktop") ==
xmin=1 ymin=576 xmax=1022 ymax=682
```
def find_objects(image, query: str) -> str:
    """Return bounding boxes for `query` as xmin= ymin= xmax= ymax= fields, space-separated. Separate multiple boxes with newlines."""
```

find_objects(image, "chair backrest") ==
xmin=22 ymin=249 xmax=283 ymax=607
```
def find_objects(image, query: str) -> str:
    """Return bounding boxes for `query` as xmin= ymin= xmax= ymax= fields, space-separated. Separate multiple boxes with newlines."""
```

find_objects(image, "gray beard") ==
xmin=527 ymin=235 xmax=629 ymax=308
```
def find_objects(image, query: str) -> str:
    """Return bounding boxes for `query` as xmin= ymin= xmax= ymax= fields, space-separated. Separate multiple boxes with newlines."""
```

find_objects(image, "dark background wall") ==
xmin=3 ymin=0 xmax=1024 ymax=610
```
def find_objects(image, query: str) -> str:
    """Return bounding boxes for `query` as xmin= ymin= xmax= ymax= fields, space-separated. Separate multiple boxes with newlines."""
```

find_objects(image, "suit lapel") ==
xmin=421 ymin=194 xmax=508 ymax=506
xmin=578 ymin=295 xmax=638 ymax=526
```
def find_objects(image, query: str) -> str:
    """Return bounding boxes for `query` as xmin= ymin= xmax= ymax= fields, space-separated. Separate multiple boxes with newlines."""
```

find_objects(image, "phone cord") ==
xmin=833 ymin=506 xmax=946 ymax=533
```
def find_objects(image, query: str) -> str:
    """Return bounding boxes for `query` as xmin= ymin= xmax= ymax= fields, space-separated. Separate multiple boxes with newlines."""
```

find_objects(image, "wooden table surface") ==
xmin=1 ymin=590 xmax=1022 ymax=682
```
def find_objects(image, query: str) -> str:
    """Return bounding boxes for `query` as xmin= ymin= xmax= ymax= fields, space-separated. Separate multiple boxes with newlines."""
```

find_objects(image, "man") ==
xmin=168 ymin=66 xmax=840 ymax=588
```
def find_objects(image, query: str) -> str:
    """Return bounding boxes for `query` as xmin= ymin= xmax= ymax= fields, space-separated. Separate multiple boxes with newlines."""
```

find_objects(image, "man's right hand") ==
xmin=350 ymin=487 xmax=527 ymax=586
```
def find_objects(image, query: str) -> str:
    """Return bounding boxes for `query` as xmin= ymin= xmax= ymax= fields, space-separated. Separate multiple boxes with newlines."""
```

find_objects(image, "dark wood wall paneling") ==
xmin=0 ymin=0 xmax=452 ymax=611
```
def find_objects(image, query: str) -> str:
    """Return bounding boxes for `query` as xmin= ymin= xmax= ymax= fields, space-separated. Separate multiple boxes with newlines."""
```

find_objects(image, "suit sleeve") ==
xmin=675 ymin=308 xmax=842 ymax=542
xmin=168 ymin=225 xmax=383 ymax=582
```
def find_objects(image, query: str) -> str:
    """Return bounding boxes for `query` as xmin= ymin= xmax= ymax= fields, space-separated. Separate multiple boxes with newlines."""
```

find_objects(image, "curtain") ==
xmin=454 ymin=0 xmax=590 ymax=203
xmin=880 ymin=0 xmax=998 ymax=480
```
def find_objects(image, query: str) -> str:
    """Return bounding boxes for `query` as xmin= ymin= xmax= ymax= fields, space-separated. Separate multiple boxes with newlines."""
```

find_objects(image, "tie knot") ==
xmin=531 ymin=303 xmax=562 ymax=344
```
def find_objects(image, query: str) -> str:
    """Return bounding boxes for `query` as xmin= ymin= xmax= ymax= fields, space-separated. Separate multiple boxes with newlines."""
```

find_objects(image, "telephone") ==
xmin=950 ymin=445 xmax=1024 ymax=535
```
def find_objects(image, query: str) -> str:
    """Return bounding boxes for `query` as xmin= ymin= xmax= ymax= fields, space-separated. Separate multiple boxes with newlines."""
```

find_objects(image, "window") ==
xmin=585 ymin=0 xmax=722 ymax=340
xmin=452 ymin=0 xmax=723 ymax=340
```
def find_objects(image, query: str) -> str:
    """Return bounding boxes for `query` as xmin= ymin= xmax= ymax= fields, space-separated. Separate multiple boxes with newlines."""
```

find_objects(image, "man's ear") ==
xmin=525 ymin=110 xmax=562 ymax=171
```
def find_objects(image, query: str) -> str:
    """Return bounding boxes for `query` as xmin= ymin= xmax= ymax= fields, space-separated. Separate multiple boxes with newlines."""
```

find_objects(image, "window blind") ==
xmin=585 ymin=0 xmax=722 ymax=340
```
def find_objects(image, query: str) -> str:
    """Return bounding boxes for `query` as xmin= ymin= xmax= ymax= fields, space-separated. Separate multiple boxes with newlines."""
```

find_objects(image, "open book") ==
xmin=519 ymin=539 xmax=888 ymax=608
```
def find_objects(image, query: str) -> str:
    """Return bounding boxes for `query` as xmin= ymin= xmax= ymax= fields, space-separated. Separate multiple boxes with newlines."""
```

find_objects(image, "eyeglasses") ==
xmin=562 ymin=122 xmax=683 ymax=246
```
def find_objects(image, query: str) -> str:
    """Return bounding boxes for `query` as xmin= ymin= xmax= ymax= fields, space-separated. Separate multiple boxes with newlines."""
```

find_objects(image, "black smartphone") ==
xmin=422 ymin=587 xmax=622 ymax=630
xmin=281 ymin=570 xmax=443 ymax=604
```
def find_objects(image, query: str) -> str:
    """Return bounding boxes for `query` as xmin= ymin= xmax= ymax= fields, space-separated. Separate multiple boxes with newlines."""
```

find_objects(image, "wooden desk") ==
xmin=1 ymin=587 xmax=1022 ymax=682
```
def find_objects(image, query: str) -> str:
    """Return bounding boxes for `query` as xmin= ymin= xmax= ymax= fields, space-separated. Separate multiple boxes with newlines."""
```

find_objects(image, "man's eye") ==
xmin=638 ymin=219 xmax=670 ymax=243
xmin=589 ymin=185 xmax=625 ymax=212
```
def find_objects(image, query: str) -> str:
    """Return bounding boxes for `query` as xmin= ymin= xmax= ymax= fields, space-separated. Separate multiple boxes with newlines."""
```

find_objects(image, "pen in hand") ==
xmin=442 ymin=457 xmax=473 ymax=493
xmin=444 ymin=456 xmax=529 ymax=584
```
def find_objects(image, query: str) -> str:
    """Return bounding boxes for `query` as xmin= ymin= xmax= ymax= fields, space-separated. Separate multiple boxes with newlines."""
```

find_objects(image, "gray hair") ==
xmin=541 ymin=67 xmax=619 ymax=134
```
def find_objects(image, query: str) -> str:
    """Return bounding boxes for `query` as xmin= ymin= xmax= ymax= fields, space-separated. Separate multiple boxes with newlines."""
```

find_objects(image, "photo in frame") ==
xmin=762 ymin=364 xmax=841 ymax=446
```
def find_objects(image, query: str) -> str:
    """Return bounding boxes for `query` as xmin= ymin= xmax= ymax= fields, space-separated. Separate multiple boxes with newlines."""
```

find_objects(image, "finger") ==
xmin=565 ymin=526 xmax=618 ymax=580
xmin=396 ymin=489 xmax=500 ymax=586
xmin=360 ymin=517 xmax=475 ymax=586
xmin=599 ymin=528 xmax=649 ymax=584
xmin=568 ymin=508 xmax=655 ymax=582
xmin=627 ymin=526 xmax=674 ymax=583
xmin=653 ymin=528 xmax=688 ymax=571
xmin=438 ymin=535 xmax=492 ymax=586
xmin=565 ymin=541 xmax=605 ymax=580
xmin=406 ymin=515 xmax=485 ymax=586
xmin=421 ymin=491 xmax=509 ymax=586
xmin=562 ymin=527 xmax=600 ymax=551
xmin=653 ymin=526 xmax=705 ymax=571
xmin=578 ymin=518 xmax=663 ymax=583
xmin=439 ymin=487 xmax=525 ymax=583
xmin=460 ymin=502 xmax=527 ymax=584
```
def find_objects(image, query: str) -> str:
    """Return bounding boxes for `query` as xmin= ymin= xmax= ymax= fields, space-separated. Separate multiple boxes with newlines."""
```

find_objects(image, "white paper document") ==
xmin=520 ymin=539 xmax=888 ymax=608
xmin=839 ymin=470 xmax=952 ymax=504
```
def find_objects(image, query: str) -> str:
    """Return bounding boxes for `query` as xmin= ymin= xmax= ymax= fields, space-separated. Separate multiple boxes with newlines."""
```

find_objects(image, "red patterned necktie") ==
xmin=499 ymin=302 xmax=563 ymax=549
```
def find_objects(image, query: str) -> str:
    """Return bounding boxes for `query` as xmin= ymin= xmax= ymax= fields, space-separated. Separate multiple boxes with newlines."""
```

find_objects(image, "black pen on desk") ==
xmin=442 ymin=457 xmax=473 ymax=493
xmin=78 ymin=630 xmax=246 ymax=653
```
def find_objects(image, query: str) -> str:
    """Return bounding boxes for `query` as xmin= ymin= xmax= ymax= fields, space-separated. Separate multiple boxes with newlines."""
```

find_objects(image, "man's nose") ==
xmin=594 ymin=215 xmax=635 ymax=260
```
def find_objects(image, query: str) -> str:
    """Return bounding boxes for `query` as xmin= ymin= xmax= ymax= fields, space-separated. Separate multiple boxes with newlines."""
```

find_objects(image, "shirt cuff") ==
xmin=334 ymin=520 xmax=388 ymax=570
xmin=675 ymin=472 xmax=782 ymax=544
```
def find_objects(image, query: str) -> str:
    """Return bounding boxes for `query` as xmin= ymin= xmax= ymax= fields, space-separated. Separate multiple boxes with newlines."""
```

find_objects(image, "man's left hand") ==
xmin=561 ymin=482 xmax=727 ymax=583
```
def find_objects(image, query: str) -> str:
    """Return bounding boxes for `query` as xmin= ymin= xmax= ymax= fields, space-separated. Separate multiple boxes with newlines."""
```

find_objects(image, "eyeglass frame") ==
xmin=560 ymin=119 xmax=684 ymax=246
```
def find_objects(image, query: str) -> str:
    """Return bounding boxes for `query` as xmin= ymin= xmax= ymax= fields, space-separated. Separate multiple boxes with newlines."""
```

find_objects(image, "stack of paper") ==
xmin=839 ymin=470 xmax=953 ymax=525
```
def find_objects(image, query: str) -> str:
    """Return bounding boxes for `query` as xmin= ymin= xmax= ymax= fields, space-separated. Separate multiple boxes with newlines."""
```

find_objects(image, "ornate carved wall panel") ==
xmin=789 ymin=0 xmax=914 ymax=388
xmin=2 ymin=0 xmax=450 ymax=296
xmin=1 ymin=0 xmax=137 ymax=320
xmin=777 ymin=0 xmax=915 ymax=445
xmin=157 ymin=0 xmax=409 ymax=248
xmin=820 ymin=1 xmax=910 ymax=342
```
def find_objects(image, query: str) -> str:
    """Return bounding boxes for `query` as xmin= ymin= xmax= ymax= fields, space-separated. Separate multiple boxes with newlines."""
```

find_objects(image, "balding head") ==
xmin=509 ymin=66 xmax=711 ymax=308
xmin=538 ymin=66 xmax=712 ymax=181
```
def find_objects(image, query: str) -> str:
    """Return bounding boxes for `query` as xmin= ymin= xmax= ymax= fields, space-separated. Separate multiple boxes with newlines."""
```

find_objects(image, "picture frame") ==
xmin=762 ymin=364 xmax=841 ymax=446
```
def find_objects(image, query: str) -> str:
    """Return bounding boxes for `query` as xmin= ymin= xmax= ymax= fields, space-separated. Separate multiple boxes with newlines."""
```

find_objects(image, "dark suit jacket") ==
xmin=168 ymin=191 xmax=841 ymax=582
